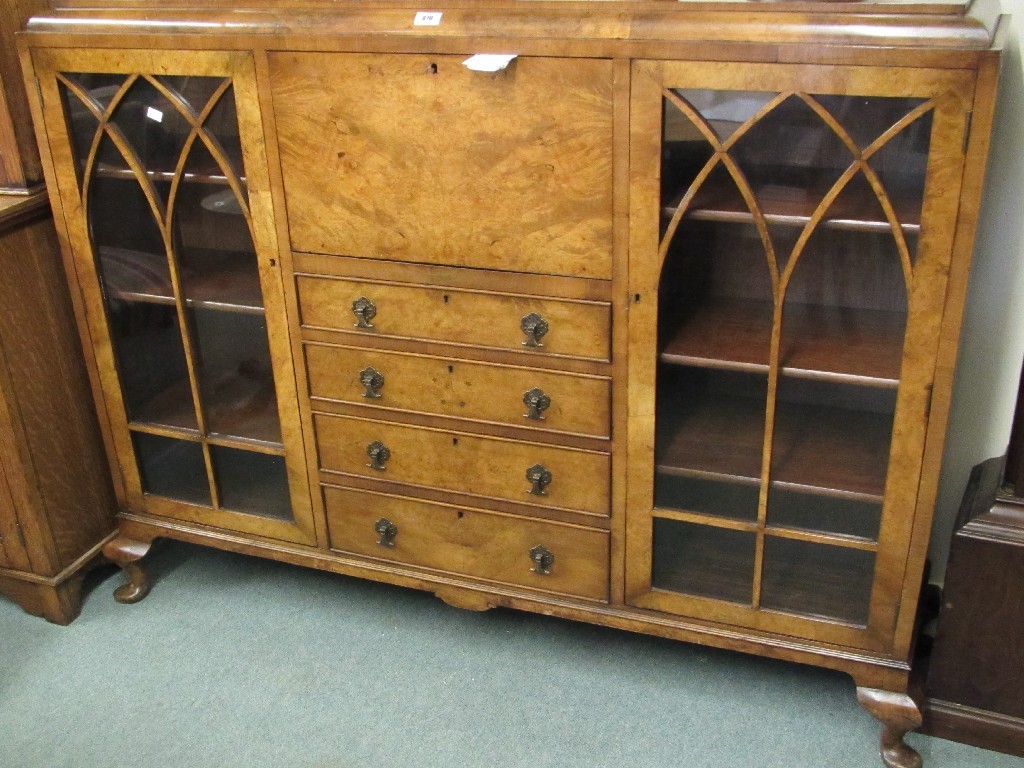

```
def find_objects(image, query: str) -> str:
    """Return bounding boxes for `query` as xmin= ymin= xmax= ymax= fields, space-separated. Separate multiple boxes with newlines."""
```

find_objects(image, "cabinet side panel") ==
xmin=0 ymin=210 xmax=114 ymax=570
xmin=0 ymin=447 xmax=31 ymax=571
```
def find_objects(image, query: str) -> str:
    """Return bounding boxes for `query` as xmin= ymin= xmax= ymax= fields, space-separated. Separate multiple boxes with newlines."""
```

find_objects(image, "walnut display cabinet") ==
xmin=19 ymin=2 xmax=1004 ymax=765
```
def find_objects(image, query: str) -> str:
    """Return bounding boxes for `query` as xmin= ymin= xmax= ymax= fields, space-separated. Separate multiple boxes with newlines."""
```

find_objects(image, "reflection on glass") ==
xmin=133 ymin=432 xmax=210 ymax=505
xmin=761 ymin=536 xmax=875 ymax=625
xmin=653 ymin=518 xmax=755 ymax=604
xmin=191 ymin=309 xmax=280 ymax=444
xmin=108 ymin=77 xmax=195 ymax=179
xmin=89 ymin=156 xmax=172 ymax=303
xmin=175 ymin=139 xmax=262 ymax=312
xmin=212 ymin=446 xmax=291 ymax=520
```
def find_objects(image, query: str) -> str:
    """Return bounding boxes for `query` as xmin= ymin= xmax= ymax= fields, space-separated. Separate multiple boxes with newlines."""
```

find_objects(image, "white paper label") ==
xmin=413 ymin=11 xmax=442 ymax=26
xmin=145 ymin=106 xmax=164 ymax=123
xmin=462 ymin=54 xmax=517 ymax=73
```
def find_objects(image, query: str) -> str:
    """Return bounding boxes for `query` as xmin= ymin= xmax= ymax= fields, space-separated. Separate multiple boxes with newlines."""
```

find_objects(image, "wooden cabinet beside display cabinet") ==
xmin=0 ymin=193 xmax=116 ymax=623
xmin=19 ymin=1 xmax=1004 ymax=764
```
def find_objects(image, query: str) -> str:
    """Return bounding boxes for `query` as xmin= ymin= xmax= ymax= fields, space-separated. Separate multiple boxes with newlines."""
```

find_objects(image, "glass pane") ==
xmin=133 ymin=432 xmax=210 ymax=505
xmin=62 ymin=73 xmax=127 ymax=112
xmin=659 ymin=221 xmax=774 ymax=372
xmin=83 ymin=129 xmax=193 ymax=430
xmin=107 ymin=77 xmax=193 ymax=183
xmin=812 ymin=95 xmax=928 ymax=152
xmin=669 ymin=89 xmax=778 ymax=143
xmin=655 ymin=474 xmax=759 ymax=523
xmin=87 ymin=130 xmax=163 ymax=245
xmin=729 ymin=94 xmax=853 ymax=202
xmin=60 ymin=78 xmax=108 ymax=188
xmin=155 ymin=75 xmax=223 ymax=121
xmin=203 ymin=84 xmax=247 ymax=184
xmin=657 ymin=367 xmax=767 ymax=483
xmin=767 ymin=489 xmax=882 ymax=541
xmin=109 ymin=302 xmax=195 ymax=430
xmin=212 ymin=446 xmax=292 ymax=521
xmin=770 ymin=378 xmax=895 ymax=498
xmin=761 ymin=536 xmax=875 ymax=625
xmin=780 ymin=225 xmax=908 ymax=385
xmin=174 ymin=140 xmax=261 ymax=312
xmin=867 ymin=108 xmax=932 ymax=236
xmin=191 ymin=308 xmax=281 ymax=444
xmin=652 ymin=518 xmax=755 ymax=604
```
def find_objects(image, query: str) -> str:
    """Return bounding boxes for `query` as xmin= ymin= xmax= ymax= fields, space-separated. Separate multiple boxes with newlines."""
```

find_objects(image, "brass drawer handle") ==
xmin=352 ymin=296 xmax=377 ymax=328
xmin=526 ymin=464 xmax=552 ymax=496
xmin=523 ymin=388 xmax=551 ymax=421
xmin=360 ymin=366 xmax=384 ymax=399
xmin=521 ymin=312 xmax=549 ymax=348
xmin=529 ymin=544 xmax=554 ymax=575
xmin=375 ymin=517 xmax=398 ymax=547
xmin=366 ymin=440 xmax=391 ymax=471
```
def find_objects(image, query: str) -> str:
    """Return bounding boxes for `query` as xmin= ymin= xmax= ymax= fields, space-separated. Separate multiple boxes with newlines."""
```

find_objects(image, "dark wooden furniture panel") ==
xmin=922 ymin=458 xmax=1024 ymax=756
xmin=0 ymin=193 xmax=115 ymax=623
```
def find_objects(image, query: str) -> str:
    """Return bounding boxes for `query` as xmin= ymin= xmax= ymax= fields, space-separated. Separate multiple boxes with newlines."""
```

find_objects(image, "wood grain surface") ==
xmin=271 ymin=52 xmax=614 ymax=278
xmin=324 ymin=484 xmax=609 ymax=601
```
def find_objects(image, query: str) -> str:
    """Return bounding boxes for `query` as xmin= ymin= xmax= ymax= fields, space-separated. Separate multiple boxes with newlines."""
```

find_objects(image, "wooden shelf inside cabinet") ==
xmin=203 ymin=366 xmax=283 ymax=449
xmin=663 ymin=174 xmax=922 ymax=234
xmin=100 ymin=246 xmax=265 ymax=314
xmin=660 ymin=298 xmax=905 ymax=386
xmin=94 ymin=162 xmax=241 ymax=187
xmin=128 ymin=379 xmax=199 ymax=434
xmin=656 ymin=388 xmax=765 ymax=485
xmin=128 ymin=374 xmax=283 ymax=452
xmin=656 ymin=387 xmax=891 ymax=500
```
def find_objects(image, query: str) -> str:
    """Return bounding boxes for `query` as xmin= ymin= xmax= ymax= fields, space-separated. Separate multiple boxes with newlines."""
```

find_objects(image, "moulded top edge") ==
xmin=25 ymin=3 xmax=999 ymax=51
xmin=46 ymin=0 xmax=979 ymax=16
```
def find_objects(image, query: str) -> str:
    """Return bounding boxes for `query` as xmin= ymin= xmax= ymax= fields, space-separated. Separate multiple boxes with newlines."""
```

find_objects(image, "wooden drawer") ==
xmin=325 ymin=486 xmax=609 ymax=601
xmin=270 ymin=53 xmax=613 ymax=278
xmin=314 ymin=413 xmax=610 ymax=516
xmin=296 ymin=273 xmax=611 ymax=361
xmin=306 ymin=344 xmax=610 ymax=438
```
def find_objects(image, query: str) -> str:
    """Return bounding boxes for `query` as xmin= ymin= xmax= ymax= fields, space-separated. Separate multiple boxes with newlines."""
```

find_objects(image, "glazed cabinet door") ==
xmin=30 ymin=49 xmax=315 ymax=545
xmin=626 ymin=61 xmax=975 ymax=651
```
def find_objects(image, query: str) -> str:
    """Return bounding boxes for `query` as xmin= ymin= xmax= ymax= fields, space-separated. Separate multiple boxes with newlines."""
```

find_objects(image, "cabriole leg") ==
xmin=856 ymin=687 xmax=923 ymax=768
xmin=102 ymin=537 xmax=153 ymax=604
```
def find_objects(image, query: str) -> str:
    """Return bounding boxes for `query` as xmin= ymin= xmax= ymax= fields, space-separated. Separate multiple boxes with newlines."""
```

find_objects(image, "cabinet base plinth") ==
xmin=0 ymin=541 xmax=113 ymax=624
xmin=0 ymin=573 xmax=84 ymax=624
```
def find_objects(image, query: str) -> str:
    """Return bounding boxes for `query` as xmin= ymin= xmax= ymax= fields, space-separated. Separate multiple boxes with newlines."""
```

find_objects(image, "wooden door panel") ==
xmin=270 ymin=53 xmax=614 ymax=278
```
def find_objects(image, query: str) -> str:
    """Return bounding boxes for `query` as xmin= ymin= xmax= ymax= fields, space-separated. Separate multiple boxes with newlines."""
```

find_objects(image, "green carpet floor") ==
xmin=1 ymin=540 xmax=1018 ymax=768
